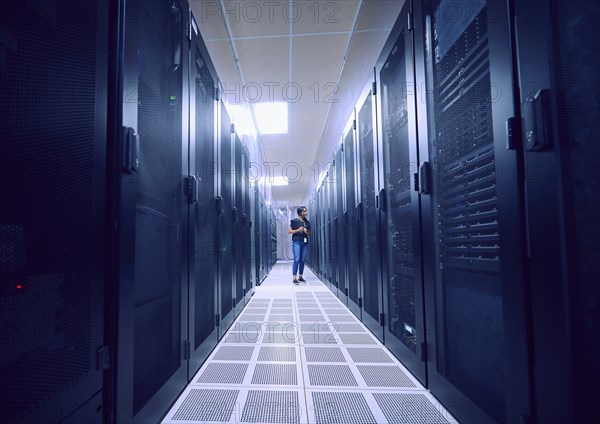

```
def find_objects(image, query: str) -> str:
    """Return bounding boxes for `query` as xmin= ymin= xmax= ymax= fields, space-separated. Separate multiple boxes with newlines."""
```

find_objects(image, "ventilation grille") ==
xmin=224 ymin=332 xmax=261 ymax=344
xmin=262 ymin=332 xmax=297 ymax=344
xmin=172 ymin=389 xmax=238 ymax=421
xmin=373 ymin=392 xmax=451 ymax=424
xmin=357 ymin=365 xmax=416 ymax=387
xmin=251 ymin=364 xmax=298 ymax=385
xmin=347 ymin=348 xmax=394 ymax=363
xmin=327 ymin=315 xmax=357 ymax=323
xmin=339 ymin=334 xmax=377 ymax=345
xmin=302 ymin=332 xmax=337 ymax=345
xmin=308 ymin=365 xmax=358 ymax=386
xmin=196 ymin=363 xmax=248 ymax=384
xmin=312 ymin=392 xmax=376 ymax=424
xmin=241 ymin=390 xmax=301 ymax=423
xmin=434 ymin=8 xmax=499 ymax=274
xmin=212 ymin=346 xmax=255 ymax=361
xmin=304 ymin=347 xmax=346 ymax=363
xmin=258 ymin=347 xmax=297 ymax=362
xmin=331 ymin=323 xmax=365 ymax=333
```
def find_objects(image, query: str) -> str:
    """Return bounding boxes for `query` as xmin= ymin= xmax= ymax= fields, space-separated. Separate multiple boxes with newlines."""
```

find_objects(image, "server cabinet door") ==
xmin=254 ymin=188 xmax=261 ymax=285
xmin=327 ymin=169 xmax=337 ymax=292
xmin=0 ymin=1 xmax=108 ymax=422
xmin=188 ymin=25 xmax=218 ymax=374
xmin=515 ymin=1 xmax=600 ymax=422
xmin=335 ymin=147 xmax=347 ymax=303
xmin=233 ymin=135 xmax=244 ymax=313
xmin=243 ymin=148 xmax=253 ymax=302
xmin=419 ymin=1 xmax=531 ymax=422
xmin=344 ymin=115 xmax=361 ymax=317
xmin=375 ymin=1 xmax=426 ymax=384
xmin=116 ymin=0 xmax=188 ymax=421
xmin=357 ymin=87 xmax=383 ymax=339
xmin=218 ymin=104 xmax=235 ymax=336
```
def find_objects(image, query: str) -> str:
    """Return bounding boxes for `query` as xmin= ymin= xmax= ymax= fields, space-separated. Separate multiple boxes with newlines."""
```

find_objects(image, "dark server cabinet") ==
xmin=356 ymin=86 xmax=384 ymax=339
xmin=326 ymin=167 xmax=336 ymax=292
xmin=514 ymin=1 xmax=600 ymax=422
xmin=188 ymin=20 xmax=219 ymax=374
xmin=217 ymin=103 xmax=235 ymax=335
xmin=417 ymin=1 xmax=532 ymax=422
xmin=335 ymin=146 xmax=346 ymax=302
xmin=343 ymin=114 xmax=361 ymax=317
xmin=375 ymin=1 xmax=426 ymax=383
xmin=233 ymin=134 xmax=244 ymax=314
xmin=253 ymin=187 xmax=262 ymax=285
xmin=270 ymin=208 xmax=277 ymax=267
xmin=242 ymin=146 xmax=253 ymax=302
xmin=114 ymin=0 xmax=189 ymax=421
xmin=0 ymin=1 xmax=108 ymax=422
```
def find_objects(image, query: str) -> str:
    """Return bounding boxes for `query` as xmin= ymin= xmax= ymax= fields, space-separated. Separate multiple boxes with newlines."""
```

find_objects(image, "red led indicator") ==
xmin=16 ymin=284 xmax=23 ymax=289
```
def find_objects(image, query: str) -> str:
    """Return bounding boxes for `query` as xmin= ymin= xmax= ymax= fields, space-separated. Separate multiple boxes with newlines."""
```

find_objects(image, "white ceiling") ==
xmin=190 ymin=0 xmax=403 ymax=205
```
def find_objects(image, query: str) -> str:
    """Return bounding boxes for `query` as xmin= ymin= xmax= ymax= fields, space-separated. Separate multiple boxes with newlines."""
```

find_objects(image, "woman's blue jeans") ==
xmin=292 ymin=241 xmax=308 ymax=276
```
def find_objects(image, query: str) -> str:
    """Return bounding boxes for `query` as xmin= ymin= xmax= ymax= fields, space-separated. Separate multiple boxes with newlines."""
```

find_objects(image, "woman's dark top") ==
xmin=290 ymin=218 xmax=311 ymax=243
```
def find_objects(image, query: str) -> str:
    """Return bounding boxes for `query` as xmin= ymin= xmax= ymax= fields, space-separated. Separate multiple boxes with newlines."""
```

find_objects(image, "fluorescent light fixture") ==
xmin=270 ymin=176 xmax=289 ymax=186
xmin=253 ymin=102 xmax=288 ymax=134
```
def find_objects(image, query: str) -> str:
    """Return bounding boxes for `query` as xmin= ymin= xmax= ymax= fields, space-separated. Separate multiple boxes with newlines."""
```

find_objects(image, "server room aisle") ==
xmin=162 ymin=263 xmax=458 ymax=424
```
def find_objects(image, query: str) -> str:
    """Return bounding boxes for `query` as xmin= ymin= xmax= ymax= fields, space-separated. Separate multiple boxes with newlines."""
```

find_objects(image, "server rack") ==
xmin=113 ymin=0 xmax=190 ymax=421
xmin=343 ymin=113 xmax=361 ymax=317
xmin=233 ymin=134 xmax=245 ymax=314
xmin=217 ymin=104 xmax=235 ymax=335
xmin=416 ymin=1 xmax=532 ymax=422
xmin=375 ymin=1 xmax=426 ymax=383
xmin=326 ymin=165 xmax=336 ymax=293
xmin=270 ymin=208 xmax=277 ymax=267
xmin=335 ymin=145 xmax=346 ymax=303
xmin=0 ymin=1 xmax=109 ymax=422
xmin=514 ymin=1 xmax=600 ymax=422
xmin=188 ymin=15 xmax=220 ymax=379
xmin=242 ymin=145 xmax=253 ymax=302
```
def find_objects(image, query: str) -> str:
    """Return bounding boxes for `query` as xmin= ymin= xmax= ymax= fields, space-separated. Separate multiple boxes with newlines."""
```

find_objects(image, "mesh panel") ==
xmin=338 ymin=334 xmax=377 ymax=345
xmin=241 ymin=390 xmax=301 ymax=423
xmin=373 ymin=393 xmax=450 ymax=424
xmin=357 ymin=365 xmax=416 ymax=387
xmin=251 ymin=364 xmax=298 ymax=385
xmin=0 ymin=0 xmax=101 ymax=420
xmin=172 ymin=389 xmax=238 ymax=421
xmin=197 ymin=363 xmax=248 ymax=384
xmin=213 ymin=346 xmax=255 ymax=361
xmin=258 ymin=347 xmax=297 ymax=362
xmin=312 ymin=392 xmax=376 ymax=424
xmin=347 ymin=348 xmax=394 ymax=363
xmin=304 ymin=347 xmax=346 ymax=363
xmin=308 ymin=365 xmax=358 ymax=386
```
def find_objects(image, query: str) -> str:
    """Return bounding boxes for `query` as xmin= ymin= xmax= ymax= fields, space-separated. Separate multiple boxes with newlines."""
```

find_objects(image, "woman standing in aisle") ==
xmin=288 ymin=207 xmax=310 ymax=285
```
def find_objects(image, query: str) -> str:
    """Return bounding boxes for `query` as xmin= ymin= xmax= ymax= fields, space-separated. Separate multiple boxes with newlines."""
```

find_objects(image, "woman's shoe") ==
xmin=298 ymin=277 xmax=306 ymax=283
xmin=293 ymin=279 xmax=299 ymax=285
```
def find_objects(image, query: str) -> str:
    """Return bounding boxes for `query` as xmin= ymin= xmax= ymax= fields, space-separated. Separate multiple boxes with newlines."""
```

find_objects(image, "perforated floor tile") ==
xmin=338 ymin=333 xmax=378 ymax=345
xmin=304 ymin=347 xmax=346 ymax=363
xmin=196 ymin=363 xmax=248 ymax=384
xmin=212 ymin=346 xmax=255 ymax=361
xmin=357 ymin=365 xmax=417 ymax=388
xmin=327 ymin=315 xmax=358 ymax=323
xmin=330 ymin=323 xmax=365 ymax=332
xmin=373 ymin=392 xmax=452 ymax=424
xmin=170 ymin=388 xmax=239 ymax=421
xmin=301 ymin=331 xmax=338 ymax=345
xmin=311 ymin=391 xmax=376 ymax=424
xmin=262 ymin=331 xmax=298 ymax=344
xmin=251 ymin=363 xmax=298 ymax=385
xmin=258 ymin=346 xmax=297 ymax=362
xmin=223 ymin=332 xmax=262 ymax=344
xmin=241 ymin=390 xmax=301 ymax=423
xmin=346 ymin=348 xmax=394 ymax=363
xmin=307 ymin=364 xmax=358 ymax=386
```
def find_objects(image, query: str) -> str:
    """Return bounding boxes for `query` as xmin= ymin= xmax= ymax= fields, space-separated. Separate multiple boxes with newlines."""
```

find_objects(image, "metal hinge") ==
xmin=379 ymin=313 xmax=385 ymax=327
xmin=232 ymin=298 xmax=236 ymax=309
xmin=420 ymin=342 xmax=427 ymax=362
xmin=506 ymin=116 xmax=521 ymax=150
xmin=97 ymin=346 xmax=109 ymax=371
xmin=372 ymin=81 xmax=377 ymax=96
xmin=216 ymin=196 xmax=223 ymax=216
xmin=358 ymin=297 xmax=362 ymax=308
xmin=407 ymin=11 xmax=413 ymax=32
xmin=215 ymin=86 xmax=220 ymax=101
xmin=184 ymin=340 xmax=191 ymax=360
xmin=353 ymin=119 xmax=357 ymax=130
xmin=231 ymin=123 xmax=235 ymax=134
xmin=215 ymin=313 xmax=221 ymax=327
